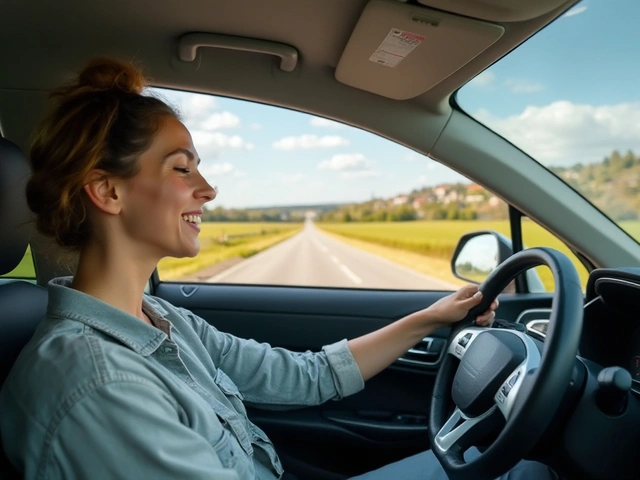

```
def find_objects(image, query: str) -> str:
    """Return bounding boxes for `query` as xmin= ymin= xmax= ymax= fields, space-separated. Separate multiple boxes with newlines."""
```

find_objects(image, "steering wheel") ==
xmin=428 ymin=247 xmax=584 ymax=480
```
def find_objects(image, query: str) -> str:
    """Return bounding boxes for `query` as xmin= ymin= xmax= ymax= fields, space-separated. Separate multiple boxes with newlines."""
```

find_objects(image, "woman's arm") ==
xmin=348 ymin=284 xmax=497 ymax=381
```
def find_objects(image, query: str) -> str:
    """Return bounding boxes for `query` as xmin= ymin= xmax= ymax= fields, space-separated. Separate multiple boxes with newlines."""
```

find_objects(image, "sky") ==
xmin=153 ymin=1 xmax=640 ymax=209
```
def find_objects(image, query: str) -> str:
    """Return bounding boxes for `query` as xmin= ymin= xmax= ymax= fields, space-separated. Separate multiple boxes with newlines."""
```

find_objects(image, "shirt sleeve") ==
xmin=177 ymin=308 xmax=365 ymax=406
xmin=45 ymin=378 xmax=240 ymax=480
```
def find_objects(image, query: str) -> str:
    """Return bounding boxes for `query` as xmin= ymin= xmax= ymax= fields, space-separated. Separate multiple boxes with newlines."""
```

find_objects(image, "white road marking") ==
xmin=329 ymin=254 xmax=362 ymax=285
xmin=339 ymin=264 xmax=362 ymax=285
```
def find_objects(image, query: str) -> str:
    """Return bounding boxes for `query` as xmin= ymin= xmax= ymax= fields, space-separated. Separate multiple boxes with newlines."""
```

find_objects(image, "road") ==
xmin=206 ymin=221 xmax=459 ymax=290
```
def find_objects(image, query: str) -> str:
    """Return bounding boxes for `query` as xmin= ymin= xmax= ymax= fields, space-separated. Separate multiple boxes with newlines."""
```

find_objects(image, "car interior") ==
xmin=2 ymin=0 xmax=640 ymax=479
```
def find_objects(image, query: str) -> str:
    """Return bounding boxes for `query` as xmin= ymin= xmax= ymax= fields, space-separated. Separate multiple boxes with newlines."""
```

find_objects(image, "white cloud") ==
xmin=476 ymin=101 xmax=640 ymax=167
xmin=318 ymin=153 xmax=371 ymax=171
xmin=505 ymin=78 xmax=544 ymax=94
xmin=191 ymin=131 xmax=252 ymax=151
xmin=564 ymin=5 xmax=587 ymax=17
xmin=250 ymin=123 xmax=262 ymax=130
xmin=272 ymin=135 xmax=350 ymax=150
xmin=310 ymin=118 xmax=343 ymax=129
xmin=202 ymin=162 xmax=234 ymax=176
xmin=418 ymin=175 xmax=428 ymax=184
xmin=200 ymin=112 xmax=241 ymax=130
xmin=281 ymin=173 xmax=306 ymax=184
xmin=469 ymin=71 xmax=495 ymax=88
xmin=151 ymin=88 xmax=243 ymax=133
xmin=156 ymin=90 xmax=220 ymax=125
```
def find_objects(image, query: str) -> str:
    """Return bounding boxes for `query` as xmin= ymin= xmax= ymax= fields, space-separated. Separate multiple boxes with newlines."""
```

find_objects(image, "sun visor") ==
xmin=335 ymin=0 xmax=504 ymax=100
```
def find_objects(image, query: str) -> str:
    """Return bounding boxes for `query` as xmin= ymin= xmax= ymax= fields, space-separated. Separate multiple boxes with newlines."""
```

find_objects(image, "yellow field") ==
xmin=157 ymin=222 xmax=303 ymax=280
xmin=317 ymin=220 xmax=599 ymax=291
xmin=6 ymin=220 xmax=640 ymax=291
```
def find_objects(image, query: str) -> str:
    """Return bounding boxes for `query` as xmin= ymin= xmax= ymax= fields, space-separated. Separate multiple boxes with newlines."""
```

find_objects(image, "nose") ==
xmin=196 ymin=172 xmax=217 ymax=203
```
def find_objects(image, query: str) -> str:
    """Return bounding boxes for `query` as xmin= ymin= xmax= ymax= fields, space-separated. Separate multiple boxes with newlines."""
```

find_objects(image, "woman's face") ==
xmin=118 ymin=115 xmax=216 ymax=260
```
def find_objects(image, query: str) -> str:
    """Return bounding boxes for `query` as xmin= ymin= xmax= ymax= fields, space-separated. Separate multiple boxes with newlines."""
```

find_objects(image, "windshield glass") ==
xmin=457 ymin=0 xmax=640 ymax=242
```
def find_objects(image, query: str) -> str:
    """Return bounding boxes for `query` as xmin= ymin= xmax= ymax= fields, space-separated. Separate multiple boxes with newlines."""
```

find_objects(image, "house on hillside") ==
xmin=465 ymin=194 xmax=485 ymax=203
xmin=392 ymin=195 xmax=409 ymax=205
xmin=467 ymin=183 xmax=484 ymax=193
xmin=443 ymin=190 xmax=459 ymax=204
xmin=412 ymin=196 xmax=427 ymax=210
xmin=434 ymin=186 xmax=448 ymax=200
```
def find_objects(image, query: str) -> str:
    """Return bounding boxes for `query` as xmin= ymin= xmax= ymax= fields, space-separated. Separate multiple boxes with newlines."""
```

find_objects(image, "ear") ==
xmin=82 ymin=170 xmax=123 ymax=215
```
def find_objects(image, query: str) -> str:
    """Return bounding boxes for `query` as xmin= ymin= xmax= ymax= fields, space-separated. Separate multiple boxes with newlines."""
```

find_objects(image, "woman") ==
xmin=0 ymin=58 xmax=503 ymax=479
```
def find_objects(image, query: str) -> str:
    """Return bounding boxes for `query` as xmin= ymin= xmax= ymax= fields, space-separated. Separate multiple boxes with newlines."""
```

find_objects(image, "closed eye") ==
xmin=174 ymin=167 xmax=191 ymax=174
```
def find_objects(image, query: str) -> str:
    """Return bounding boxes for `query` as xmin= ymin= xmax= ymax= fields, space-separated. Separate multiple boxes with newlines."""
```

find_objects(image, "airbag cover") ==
xmin=452 ymin=331 xmax=526 ymax=417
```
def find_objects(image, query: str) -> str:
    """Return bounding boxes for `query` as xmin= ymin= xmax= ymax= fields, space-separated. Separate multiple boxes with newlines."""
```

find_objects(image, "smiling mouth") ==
xmin=181 ymin=214 xmax=202 ymax=224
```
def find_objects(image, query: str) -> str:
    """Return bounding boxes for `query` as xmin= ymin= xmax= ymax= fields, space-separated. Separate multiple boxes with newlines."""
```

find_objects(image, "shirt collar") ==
xmin=47 ymin=277 xmax=168 ymax=356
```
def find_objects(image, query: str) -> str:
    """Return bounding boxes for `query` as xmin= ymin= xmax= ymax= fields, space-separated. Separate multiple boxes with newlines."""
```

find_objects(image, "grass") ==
xmin=1 ymin=246 xmax=36 ymax=279
xmin=317 ymin=220 xmax=597 ymax=291
xmin=157 ymin=222 xmax=303 ymax=280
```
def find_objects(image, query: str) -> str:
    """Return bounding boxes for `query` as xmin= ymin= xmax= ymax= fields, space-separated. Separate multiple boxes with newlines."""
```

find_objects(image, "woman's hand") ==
xmin=348 ymin=284 xmax=499 ymax=381
xmin=427 ymin=284 xmax=499 ymax=330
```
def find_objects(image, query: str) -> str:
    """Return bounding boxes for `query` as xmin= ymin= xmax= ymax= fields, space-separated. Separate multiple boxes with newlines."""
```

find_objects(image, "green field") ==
xmin=1 ymin=246 xmax=36 ymax=279
xmin=620 ymin=221 xmax=640 ymax=241
xmin=317 ymin=220 xmax=621 ymax=291
xmin=157 ymin=222 xmax=303 ymax=280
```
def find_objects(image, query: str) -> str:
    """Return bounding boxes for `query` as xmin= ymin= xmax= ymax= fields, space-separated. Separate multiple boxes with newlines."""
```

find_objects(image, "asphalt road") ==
xmin=206 ymin=221 xmax=460 ymax=290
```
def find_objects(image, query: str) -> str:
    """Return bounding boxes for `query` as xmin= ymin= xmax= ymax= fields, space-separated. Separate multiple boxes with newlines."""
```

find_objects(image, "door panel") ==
xmin=154 ymin=281 xmax=553 ymax=479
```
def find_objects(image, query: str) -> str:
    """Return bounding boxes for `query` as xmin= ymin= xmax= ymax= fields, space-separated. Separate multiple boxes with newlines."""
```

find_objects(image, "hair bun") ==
xmin=77 ymin=57 xmax=146 ymax=95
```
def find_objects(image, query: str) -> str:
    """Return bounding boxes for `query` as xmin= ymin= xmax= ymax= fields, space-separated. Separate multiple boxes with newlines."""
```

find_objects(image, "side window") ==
xmin=522 ymin=219 xmax=589 ymax=292
xmin=151 ymin=88 xmax=564 ymax=291
xmin=1 ymin=246 xmax=36 ymax=280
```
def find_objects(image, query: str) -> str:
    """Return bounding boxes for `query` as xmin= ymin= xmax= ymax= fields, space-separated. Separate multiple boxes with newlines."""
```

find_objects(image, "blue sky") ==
xmin=155 ymin=1 xmax=640 ymax=209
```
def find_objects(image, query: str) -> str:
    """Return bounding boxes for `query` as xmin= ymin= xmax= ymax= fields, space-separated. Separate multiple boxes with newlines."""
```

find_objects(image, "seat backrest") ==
xmin=0 ymin=137 xmax=48 ymax=479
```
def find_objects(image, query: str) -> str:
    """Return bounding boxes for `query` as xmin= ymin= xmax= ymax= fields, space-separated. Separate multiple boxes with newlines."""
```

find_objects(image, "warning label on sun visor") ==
xmin=369 ymin=29 xmax=425 ymax=68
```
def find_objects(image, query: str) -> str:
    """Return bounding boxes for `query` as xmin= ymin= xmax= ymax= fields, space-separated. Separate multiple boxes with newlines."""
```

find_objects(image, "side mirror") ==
xmin=451 ymin=231 xmax=512 ymax=284
xmin=451 ymin=230 xmax=547 ymax=292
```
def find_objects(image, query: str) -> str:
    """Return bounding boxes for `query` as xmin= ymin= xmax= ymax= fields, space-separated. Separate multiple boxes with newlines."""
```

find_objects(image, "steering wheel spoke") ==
xmin=448 ymin=327 xmax=484 ymax=359
xmin=434 ymin=405 xmax=498 ymax=453
xmin=494 ymin=342 xmax=540 ymax=420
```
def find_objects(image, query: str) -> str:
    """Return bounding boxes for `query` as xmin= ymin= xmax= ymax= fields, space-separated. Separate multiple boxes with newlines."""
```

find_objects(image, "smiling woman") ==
xmin=0 ymin=55 xmax=505 ymax=480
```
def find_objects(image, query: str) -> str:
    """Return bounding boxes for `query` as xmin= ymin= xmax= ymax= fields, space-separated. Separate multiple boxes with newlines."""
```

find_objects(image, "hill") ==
xmin=203 ymin=149 xmax=640 ymax=223
xmin=318 ymin=149 xmax=640 ymax=223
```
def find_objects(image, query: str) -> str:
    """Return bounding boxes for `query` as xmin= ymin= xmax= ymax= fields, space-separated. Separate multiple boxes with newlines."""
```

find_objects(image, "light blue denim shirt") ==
xmin=0 ymin=277 xmax=364 ymax=479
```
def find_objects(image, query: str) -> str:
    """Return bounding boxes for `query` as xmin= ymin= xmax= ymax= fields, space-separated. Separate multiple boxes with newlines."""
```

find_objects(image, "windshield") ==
xmin=457 ymin=0 xmax=640 ymax=242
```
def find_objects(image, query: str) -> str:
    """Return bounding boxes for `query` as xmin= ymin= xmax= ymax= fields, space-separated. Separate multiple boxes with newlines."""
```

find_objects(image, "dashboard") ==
xmin=510 ymin=267 xmax=640 ymax=479
xmin=579 ymin=269 xmax=640 ymax=394
xmin=515 ymin=268 xmax=640 ymax=395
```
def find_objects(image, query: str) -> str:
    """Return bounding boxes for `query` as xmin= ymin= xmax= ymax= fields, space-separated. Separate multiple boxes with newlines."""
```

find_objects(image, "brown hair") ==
xmin=26 ymin=57 xmax=178 ymax=248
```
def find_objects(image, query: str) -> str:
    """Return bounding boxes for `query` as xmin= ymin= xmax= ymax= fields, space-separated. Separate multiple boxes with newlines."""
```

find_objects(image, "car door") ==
xmin=147 ymin=89 xmax=586 ymax=479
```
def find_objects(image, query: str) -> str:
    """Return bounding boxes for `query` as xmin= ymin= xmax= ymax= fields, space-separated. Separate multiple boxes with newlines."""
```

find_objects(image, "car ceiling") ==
xmin=0 ymin=0 xmax=577 ymax=117
xmin=0 ymin=0 xmax=579 ymax=183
